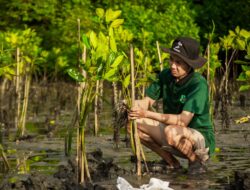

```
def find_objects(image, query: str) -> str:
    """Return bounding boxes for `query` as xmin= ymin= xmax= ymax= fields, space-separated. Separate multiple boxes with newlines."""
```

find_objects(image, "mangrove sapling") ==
xmin=199 ymin=24 xmax=221 ymax=129
xmin=78 ymin=19 xmax=91 ymax=183
xmin=95 ymin=8 xmax=133 ymax=146
xmin=15 ymin=48 xmax=21 ymax=130
xmin=67 ymin=66 xmax=93 ymax=183
xmin=67 ymin=26 xmax=128 ymax=183
xmin=234 ymin=29 xmax=250 ymax=91
xmin=214 ymin=27 xmax=250 ymax=128
xmin=130 ymin=44 xmax=148 ymax=176
xmin=4 ymin=29 xmax=43 ymax=138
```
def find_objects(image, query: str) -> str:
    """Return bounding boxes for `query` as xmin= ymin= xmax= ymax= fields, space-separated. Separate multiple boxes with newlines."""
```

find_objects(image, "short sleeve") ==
xmin=145 ymin=78 xmax=162 ymax=100
xmin=183 ymin=80 xmax=209 ymax=115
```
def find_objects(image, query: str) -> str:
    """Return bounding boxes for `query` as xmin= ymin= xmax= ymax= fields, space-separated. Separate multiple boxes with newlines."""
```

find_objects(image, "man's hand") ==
xmin=128 ymin=107 xmax=147 ymax=120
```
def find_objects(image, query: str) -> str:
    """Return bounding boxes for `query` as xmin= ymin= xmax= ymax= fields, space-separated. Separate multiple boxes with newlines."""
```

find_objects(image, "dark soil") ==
xmin=0 ymin=148 xmax=187 ymax=190
xmin=0 ymin=148 xmax=128 ymax=190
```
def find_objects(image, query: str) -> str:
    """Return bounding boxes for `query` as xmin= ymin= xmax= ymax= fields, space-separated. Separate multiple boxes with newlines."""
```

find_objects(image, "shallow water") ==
xmin=0 ymin=83 xmax=250 ymax=189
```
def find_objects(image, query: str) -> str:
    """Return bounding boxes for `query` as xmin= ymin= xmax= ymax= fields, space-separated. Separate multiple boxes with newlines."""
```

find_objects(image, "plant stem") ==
xmin=94 ymin=80 xmax=99 ymax=136
xmin=156 ymin=41 xmax=163 ymax=71
xmin=130 ymin=44 xmax=142 ymax=176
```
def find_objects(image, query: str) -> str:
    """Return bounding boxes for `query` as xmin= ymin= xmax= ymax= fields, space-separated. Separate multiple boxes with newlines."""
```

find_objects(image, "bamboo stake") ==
xmin=207 ymin=43 xmax=211 ymax=100
xmin=207 ymin=44 xmax=210 ymax=86
xmin=99 ymin=80 xmax=103 ymax=110
xmin=94 ymin=80 xmax=99 ymax=136
xmin=130 ymin=44 xmax=142 ymax=176
xmin=142 ymin=57 xmax=148 ymax=98
xmin=15 ymin=48 xmax=21 ymax=129
xmin=206 ymin=43 xmax=214 ymax=129
xmin=0 ymin=78 xmax=7 ymax=107
xmin=113 ymin=81 xmax=119 ymax=148
xmin=156 ymin=41 xmax=163 ymax=71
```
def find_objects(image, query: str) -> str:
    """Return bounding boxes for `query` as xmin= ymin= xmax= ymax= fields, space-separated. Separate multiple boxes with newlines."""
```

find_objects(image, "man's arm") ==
xmin=129 ymin=108 xmax=194 ymax=127
xmin=145 ymin=110 xmax=194 ymax=127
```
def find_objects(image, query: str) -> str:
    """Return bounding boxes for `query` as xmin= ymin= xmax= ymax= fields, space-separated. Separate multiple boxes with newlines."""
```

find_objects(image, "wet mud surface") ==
xmin=0 ymin=83 xmax=250 ymax=189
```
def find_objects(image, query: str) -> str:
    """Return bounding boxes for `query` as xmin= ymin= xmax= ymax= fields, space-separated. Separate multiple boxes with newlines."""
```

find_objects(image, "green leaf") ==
xmin=82 ymin=34 xmax=91 ymax=49
xmin=228 ymin=30 xmax=236 ymax=37
xmin=245 ymin=55 xmax=250 ymax=60
xmin=67 ymin=68 xmax=85 ymax=82
xmin=246 ymin=70 xmax=250 ymax=77
xmin=111 ymin=55 xmax=123 ymax=68
xmin=110 ymin=19 xmax=124 ymax=28
xmin=57 ymin=56 xmax=68 ymax=68
xmin=239 ymin=29 xmax=250 ymax=39
xmin=23 ymin=56 xmax=31 ymax=63
xmin=123 ymin=74 xmax=130 ymax=88
xmin=109 ymin=27 xmax=114 ymax=38
xmin=237 ymin=73 xmax=246 ymax=81
xmin=234 ymin=60 xmax=249 ymax=64
xmin=239 ymin=85 xmax=250 ymax=92
xmin=242 ymin=65 xmax=250 ymax=71
xmin=107 ymin=51 xmax=116 ymax=65
xmin=96 ymin=8 xmax=104 ymax=18
xmin=110 ymin=37 xmax=117 ymax=52
xmin=90 ymin=31 xmax=97 ymax=49
xmin=5 ymin=67 xmax=15 ymax=76
xmin=103 ymin=68 xmax=117 ymax=80
xmin=99 ymin=32 xmax=107 ymax=44
xmin=236 ymin=38 xmax=245 ymax=50
xmin=105 ymin=9 xmax=122 ymax=23
xmin=235 ymin=26 xmax=240 ymax=34
xmin=97 ymin=62 xmax=104 ymax=75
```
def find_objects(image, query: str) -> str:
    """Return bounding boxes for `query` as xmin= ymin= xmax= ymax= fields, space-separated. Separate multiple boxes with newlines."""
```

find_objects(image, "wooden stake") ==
xmin=94 ymin=80 xmax=99 ymax=136
xmin=156 ymin=41 xmax=163 ymax=71
xmin=130 ymin=44 xmax=142 ymax=176
xmin=16 ymin=48 xmax=21 ymax=129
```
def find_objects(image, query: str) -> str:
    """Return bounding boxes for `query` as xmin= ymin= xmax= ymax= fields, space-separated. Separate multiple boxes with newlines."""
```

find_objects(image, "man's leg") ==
xmin=127 ymin=118 xmax=181 ymax=168
xmin=136 ymin=129 xmax=181 ymax=168
xmin=164 ymin=125 xmax=209 ymax=167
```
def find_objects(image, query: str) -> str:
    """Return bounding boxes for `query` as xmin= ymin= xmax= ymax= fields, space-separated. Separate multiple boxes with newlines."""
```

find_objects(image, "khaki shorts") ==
xmin=136 ymin=117 xmax=209 ymax=162
xmin=159 ymin=125 xmax=209 ymax=162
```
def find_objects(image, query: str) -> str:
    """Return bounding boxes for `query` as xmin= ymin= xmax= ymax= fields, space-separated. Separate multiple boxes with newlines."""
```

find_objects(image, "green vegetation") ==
xmin=1 ymin=0 xmax=250 ymax=185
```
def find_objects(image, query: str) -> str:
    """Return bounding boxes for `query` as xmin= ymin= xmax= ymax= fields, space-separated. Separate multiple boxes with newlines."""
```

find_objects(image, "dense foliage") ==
xmin=0 ymin=0 xmax=249 ymax=85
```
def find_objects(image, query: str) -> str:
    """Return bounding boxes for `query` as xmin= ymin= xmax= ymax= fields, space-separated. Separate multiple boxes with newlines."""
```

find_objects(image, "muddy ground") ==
xmin=0 ymin=82 xmax=250 ymax=189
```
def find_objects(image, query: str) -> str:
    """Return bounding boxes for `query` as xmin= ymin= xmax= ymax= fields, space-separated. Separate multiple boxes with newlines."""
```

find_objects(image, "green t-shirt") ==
xmin=145 ymin=69 xmax=215 ymax=155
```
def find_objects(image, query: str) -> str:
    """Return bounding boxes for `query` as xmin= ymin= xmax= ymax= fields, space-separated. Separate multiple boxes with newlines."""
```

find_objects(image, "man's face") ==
xmin=169 ymin=54 xmax=191 ymax=79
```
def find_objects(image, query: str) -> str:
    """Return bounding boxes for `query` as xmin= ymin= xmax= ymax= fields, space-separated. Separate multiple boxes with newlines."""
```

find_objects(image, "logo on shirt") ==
xmin=179 ymin=94 xmax=186 ymax=103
